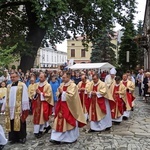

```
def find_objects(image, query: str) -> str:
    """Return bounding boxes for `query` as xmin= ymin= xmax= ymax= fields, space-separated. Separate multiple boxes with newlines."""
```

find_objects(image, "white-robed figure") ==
xmin=105 ymin=68 xmax=116 ymax=88
xmin=0 ymin=125 xmax=7 ymax=150
xmin=1 ymin=72 xmax=30 ymax=144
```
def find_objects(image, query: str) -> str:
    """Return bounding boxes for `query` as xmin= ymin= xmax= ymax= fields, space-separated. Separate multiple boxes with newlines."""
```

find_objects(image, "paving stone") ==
xmin=1 ymin=88 xmax=150 ymax=149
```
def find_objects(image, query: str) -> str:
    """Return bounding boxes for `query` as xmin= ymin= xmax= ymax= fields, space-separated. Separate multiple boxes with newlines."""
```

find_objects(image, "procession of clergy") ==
xmin=0 ymin=67 xmax=135 ymax=148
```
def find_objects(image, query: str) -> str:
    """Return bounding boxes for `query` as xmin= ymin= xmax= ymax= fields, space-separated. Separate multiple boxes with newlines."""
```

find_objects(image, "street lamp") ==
xmin=126 ymin=51 xmax=130 ymax=70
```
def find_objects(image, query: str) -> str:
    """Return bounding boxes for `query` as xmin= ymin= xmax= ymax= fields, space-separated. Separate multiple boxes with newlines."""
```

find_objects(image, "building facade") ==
xmin=143 ymin=0 xmax=150 ymax=71
xmin=67 ymin=34 xmax=119 ymax=64
xmin=67 ymin=37 xmax=92 ymax=63
xmin=34 ymin=46 xmax=67 ymax=68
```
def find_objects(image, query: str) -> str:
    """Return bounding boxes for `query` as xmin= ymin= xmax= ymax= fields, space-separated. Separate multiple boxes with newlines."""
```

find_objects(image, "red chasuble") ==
xmin=32 ymin=86 xmax=53 ymax=124
xmin=90 ymin=85 xmax=106 ymax=121
xmin=112 ymin=85 xmax=124 ymax=119
xmin=123 ymin=81 xmax=135 ymax=109
xmin=55 ymin=86 xmax=85 ymax=132
xmin=79 ymin=82 xmax=90 ymax=112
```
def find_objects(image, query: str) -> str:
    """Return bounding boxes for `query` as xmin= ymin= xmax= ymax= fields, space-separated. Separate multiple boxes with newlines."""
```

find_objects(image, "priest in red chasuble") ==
xmin=121 ymin=74 xmax=135 ymax=120
xmin=78 ymin=75 xmax=90 ymax=120
xmin=33 ymin=72 xmax=54 ymax=138
xmin=111 ymin=76 xmax=127 ymax=125
xmin=50 ymin=73 xmax=86 ymax=144
xmin=87 ymin=74 xmax=115 ymax=132
xmin=1 ymin=72 xmax=30 ymax=144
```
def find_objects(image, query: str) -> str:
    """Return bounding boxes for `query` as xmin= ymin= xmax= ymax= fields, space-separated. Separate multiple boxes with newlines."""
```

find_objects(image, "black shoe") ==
xmin=0 ymin=145 xmax=4 ymax=150
xmin=19 ymin=138 xmax=26 ymax=144
xmin=62 ymin=140 xmax=77 ymax=144
xmin=44 ymin=125 xmax=51 ymax=133
xmin=34 ymin=133 xmax=42 ymax=139
xmin=123 ymin=116 xmax=128 ymax=120
xmin=88 ymin=129 xmax=96 ymax=133
xmin=50 ymin=140 xmax=61 ymax=145
xmin=105 ymin=127 xmax=111 ymax=131
xmin=131 ymin=107 xmax=134 ymax=111
xmin=10 ymin=141 xmax=16 ymax=144
xmin=114 ymin=122 xmax=121 ymax=125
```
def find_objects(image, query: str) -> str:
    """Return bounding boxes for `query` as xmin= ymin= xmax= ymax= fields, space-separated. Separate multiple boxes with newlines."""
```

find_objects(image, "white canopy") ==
xmin=69 ymin=62 xmax=115 ymax=70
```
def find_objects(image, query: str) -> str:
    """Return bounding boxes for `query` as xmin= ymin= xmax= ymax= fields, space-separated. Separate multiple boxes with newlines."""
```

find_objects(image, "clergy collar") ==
xmin=64 ymin=80 xmax=72 ymax=86
xmin=123 ymin=80 xmax=128 ymax=83
xmin=92 ymin=79 xmax=100 ymax=86
xmin=115 ymin=84 xmax=120 ymax=87
xmin=12 ymin=81 xmax=19 ymax=86
xmin=39 ymin=81 xmax=47 ymax=87
xmin=82 ymin=80 xmax=87 ymax=84
xmin=94 ymin=81 xmax=100 ymax=86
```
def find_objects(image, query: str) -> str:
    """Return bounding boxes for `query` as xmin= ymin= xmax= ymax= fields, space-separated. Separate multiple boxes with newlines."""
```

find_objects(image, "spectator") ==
xmin=74 ymin=72 xmax=81 ymax=85
xmin=136 ymin=69 xmax=144 ymax=96
xmin=0 ymin=82 xmax=7 ymax=115
xmin=50 ymin=76 xmax=59 ymax=114
xmin=143 ymin=72 xmax=150 ymax=102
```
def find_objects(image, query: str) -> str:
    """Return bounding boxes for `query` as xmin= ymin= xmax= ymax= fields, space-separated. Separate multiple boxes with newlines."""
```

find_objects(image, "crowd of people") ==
xmin=0 ymin=67 xmax=150 ymax=149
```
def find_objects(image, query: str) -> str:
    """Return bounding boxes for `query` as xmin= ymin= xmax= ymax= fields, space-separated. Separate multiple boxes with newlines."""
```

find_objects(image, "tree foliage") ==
xmin=0 ymin=44 xmax=18 ymax=68
xmin=118 ymin=0 xmax=138 ymax=71
xmin=118 ymin=21 xmax=138 ymax=71
xmin=0 ymin=0 xmax=138 ymax=72
xmin=136 ymin=20 xmax=144 ymax=67
xmin=91 ymin=28 xmax=116 ymax=65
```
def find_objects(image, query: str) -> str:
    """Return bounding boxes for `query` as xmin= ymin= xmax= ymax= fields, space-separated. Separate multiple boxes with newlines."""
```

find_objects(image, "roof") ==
xmin=69 ymin=62 xmax=115 ymax=70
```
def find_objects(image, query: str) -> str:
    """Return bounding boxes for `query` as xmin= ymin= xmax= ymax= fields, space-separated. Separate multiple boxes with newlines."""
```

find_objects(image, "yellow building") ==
xmin=67 ymin=37 xmax=92 ymax=63
xmin=67 ymin=34 xmax=118 ymax=63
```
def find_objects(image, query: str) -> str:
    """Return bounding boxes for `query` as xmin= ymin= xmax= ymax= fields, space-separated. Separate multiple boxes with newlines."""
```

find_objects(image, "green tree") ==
xmin=118 ymin=21 xmax=138 ymax=71
xmin=0 ymin=0 xmax=138 ymax=72
xmin=0 ymin=45 xmax=18 ymax=68
xmin=118 ymin=0 xmax=138 ymax=71
xmin=91 ymin=28 xmax=116 ymax=65
xmin=136 ymin=20 xmax=144 ymax=67
xmin=137 ymin=20 xmax=143 ymax=35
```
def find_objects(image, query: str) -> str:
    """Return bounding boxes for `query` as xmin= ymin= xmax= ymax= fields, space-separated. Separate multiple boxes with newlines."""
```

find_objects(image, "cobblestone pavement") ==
xmin=1 ymin=92 xmax=150 ymax=150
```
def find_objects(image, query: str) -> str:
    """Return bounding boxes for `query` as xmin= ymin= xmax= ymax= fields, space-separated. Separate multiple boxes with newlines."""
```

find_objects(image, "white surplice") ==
xmin=90 ymin=99 xmax=112 ymax=131
xmin=112 ymin=116 xmax=123 ymax=122
xmin=51 ymin=122 xmax=79 ymax=143
xmin=123 ymin=110 xmax=130 ymax=118
xmin=0 ymin=125 xmax=7 ymax=145
xmin=1 ymin=83 xmax=29 ymax=119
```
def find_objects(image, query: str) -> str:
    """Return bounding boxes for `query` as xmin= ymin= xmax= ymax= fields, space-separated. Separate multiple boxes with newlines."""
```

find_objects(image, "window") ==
xmin=71 ymin=49 xmax=75 ymax=57
xmin=81 ymin=49 xmax=86 ymax=57
xmin=72 ymin=43 xmax=75 ymax=46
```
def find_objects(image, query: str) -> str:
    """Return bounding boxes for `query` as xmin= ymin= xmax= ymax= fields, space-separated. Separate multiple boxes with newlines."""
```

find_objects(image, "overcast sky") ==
xmin=56 ymin=0 xmax=147 ymax=52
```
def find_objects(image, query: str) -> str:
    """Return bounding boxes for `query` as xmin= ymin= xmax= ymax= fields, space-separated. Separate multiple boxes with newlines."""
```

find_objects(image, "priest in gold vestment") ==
xmin=121 ymin=74 xmax=135 ymax=119
xmin=111 ymin=76 xmax=126 ymax=124
xmin=50 ymin=73 xmax=86 ymax=144
xmin=87 ymin=74 xmax=115 ymax=132
xmin=1 ymin=72 xmax=30 ymax=144
xmin=32 ymin=73 xmax=54 ymax=138
xmin=78 ymin=75 xmax=90 ymax=120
